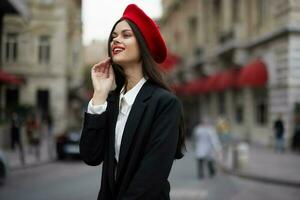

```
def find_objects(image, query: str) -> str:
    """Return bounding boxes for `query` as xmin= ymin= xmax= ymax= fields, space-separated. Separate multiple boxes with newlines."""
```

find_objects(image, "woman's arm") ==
xmin=122 ymin=94 xmax=182 ymax=199
xmin=80 ymin=111 xmax=108 ymax=166
xmin=80 ymin=58 xmax=115 ymax=166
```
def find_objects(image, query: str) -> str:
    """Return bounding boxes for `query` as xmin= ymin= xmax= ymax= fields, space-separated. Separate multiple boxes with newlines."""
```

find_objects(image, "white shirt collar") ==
xmin=120 ymin=77 xmax=147 ymax=107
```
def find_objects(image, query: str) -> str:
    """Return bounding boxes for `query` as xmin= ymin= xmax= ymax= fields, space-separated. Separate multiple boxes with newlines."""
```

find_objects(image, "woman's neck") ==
xmin=123 ymin=62 xmax=143 ymax=92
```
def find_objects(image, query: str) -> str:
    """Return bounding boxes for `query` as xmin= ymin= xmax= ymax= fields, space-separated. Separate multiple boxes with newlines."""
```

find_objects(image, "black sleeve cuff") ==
xmin=83 ymin=112 xmax=107 ymax=129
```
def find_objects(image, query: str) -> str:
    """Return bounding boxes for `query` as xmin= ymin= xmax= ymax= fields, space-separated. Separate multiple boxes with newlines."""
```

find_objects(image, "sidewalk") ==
xmin=4 ymin=136 xmax=55 ymax=170
xmin=224 ymin=144 xmax=300 ymax=187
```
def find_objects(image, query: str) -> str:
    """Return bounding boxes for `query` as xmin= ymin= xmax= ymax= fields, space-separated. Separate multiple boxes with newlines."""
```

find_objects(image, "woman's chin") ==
xmin=112 ymin=56 xmax=125 ymax=64
xmin=112 ymin=54 xmax=140 ymax=65
xmin=112 ymin=57 xmax=133 ymax=65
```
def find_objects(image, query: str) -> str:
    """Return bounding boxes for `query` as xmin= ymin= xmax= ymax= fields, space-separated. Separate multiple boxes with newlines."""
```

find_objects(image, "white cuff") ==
xmin=87 ymin=99 xmax=107 ymax=114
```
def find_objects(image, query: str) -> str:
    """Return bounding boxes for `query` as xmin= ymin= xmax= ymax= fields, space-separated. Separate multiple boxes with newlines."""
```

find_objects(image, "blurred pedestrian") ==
xmin=216 ymin=116 xmax=233 ymax=167
xmin=10 ymin=111 xmax=25 ymax=165
xmin=193 ymin=117 xmax=222 ymax=179
xmin=26 ymin=113 xmax=41 ymax=160
xmin=79 ymin=4 xmax=185 ymax=200
xmin=44 ymin=112 xmax=53 ymax=136
xmin=44 ymin=112 xmax=54 ymax=159
xmin=273 ymin=113 xmax=285 ymax=153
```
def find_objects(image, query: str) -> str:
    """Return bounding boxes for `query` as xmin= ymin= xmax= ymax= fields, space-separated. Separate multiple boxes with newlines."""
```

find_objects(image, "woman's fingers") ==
xmin=102 ymin=57 xmax=111 ymax=63
xmin=92 ymin=57 xmax=111 ymax=74
xmin=100 ymin=57 xmax=111 ymax=72
xmin=90 ymin=57 xmax=114 ymax=93
xmin=104 ymin=65 xmax=109 ymax=78
xmin=92 ymin=57 xmax=113 ymax=79
xmin=95 ymin=57 xmax=110 ymax=67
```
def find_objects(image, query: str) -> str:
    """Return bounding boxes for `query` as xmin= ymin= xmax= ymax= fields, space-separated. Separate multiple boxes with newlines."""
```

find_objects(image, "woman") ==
xmin=80 ymin=4 xmax=185 ymax=200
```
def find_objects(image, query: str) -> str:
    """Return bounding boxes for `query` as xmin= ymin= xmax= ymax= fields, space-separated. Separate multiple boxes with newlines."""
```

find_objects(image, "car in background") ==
xmin=55 ymin=128 xmax=81 ymax=160
xmin=0 ymin=150 xmax=8 ymax=185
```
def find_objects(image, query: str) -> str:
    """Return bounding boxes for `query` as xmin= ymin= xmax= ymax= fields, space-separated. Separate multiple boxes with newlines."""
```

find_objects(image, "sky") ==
xmin=82 ymin=0 xmax=162 ymax=45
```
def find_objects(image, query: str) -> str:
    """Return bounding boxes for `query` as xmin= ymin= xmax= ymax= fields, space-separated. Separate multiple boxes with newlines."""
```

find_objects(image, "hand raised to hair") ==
xmin=91 ymin=57 xmax=115 ymax=105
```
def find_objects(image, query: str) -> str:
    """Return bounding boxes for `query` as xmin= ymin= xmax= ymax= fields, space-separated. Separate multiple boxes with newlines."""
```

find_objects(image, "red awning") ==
xmin=174 ymin=60 xmax=267 ymax=95
xmin=184 ymin=78 xmax=202 ymax=95
xmin=0 ymin=70 xmax=24 ymax=85
xmin=202 ymin=73 xmax=221 ymax=92
xmin=172 ymin=79 xmax=202 ymax=95
xmin=159 ymin=52 xmax=180 ymax=71
xmin=237 ymin=59 xmax=268 ymax=87
xmin=215 ymin=69 xmax=240 ymax=91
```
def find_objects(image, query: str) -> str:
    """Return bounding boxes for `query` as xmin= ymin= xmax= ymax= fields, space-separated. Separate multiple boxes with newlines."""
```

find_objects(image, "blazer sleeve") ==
xmin=79 ymin=112 xmax=108 ymax=166
xmin=122 ymin=95 xmax=182 ymax=199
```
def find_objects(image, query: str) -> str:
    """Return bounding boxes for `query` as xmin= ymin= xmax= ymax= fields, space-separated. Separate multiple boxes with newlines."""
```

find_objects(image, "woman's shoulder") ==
xmin=150 ymin=83 xmax=180 ymax=103
xmin=148 ymin=83 xmax=182 ymax=110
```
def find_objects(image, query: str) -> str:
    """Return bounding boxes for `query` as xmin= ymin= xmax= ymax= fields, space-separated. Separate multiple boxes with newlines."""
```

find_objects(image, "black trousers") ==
xmin=197 ymin=158 xmax=216 ymax=178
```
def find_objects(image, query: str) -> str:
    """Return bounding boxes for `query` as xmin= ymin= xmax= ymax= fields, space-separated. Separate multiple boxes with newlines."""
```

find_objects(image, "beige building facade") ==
xmin=160 ymin=0 xmax=300 ymax=146
xmin=84 ymin=39 xmax=107 ymax=66
xmin=0 ymin=0 xmax=83 ymax=139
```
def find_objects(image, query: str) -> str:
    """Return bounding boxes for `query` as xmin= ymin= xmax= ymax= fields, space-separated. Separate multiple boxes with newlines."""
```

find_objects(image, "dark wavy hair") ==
xmin=107 ymin=19 xmax=185 ymax=159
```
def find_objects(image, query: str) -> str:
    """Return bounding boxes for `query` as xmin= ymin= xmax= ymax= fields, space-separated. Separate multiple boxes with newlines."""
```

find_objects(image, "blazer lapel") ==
xmin=107 ymin=91 xmax=120 ymax=193
xmin=116 ymin=81 xmax=154 ymax=180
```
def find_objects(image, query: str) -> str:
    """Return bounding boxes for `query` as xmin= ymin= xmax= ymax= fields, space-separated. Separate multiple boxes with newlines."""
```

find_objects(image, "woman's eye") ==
xmin=123 ymin=33 xmax=131 ymax=38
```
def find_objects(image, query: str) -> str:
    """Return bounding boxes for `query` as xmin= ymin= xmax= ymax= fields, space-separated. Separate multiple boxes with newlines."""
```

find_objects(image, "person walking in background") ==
xmin=44 ymin=112 xmax=53 ymax=136
xmin=26 ymin=113 xmax=41 ymax=160
xmin=44 ymin=112 xmax=54 ymax=159
xmin=273 ymin=113 xmax=285 ymax=153
xmin=10 ymin=111 xmax=25 ymax=165
xmin=193 ymin=117 xmax=222 ymax=179
xmin=216 ymin=116 xmax=233 ymax=167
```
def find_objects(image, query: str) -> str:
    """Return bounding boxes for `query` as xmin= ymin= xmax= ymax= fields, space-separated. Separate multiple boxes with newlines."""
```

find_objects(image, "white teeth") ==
xmin=113 ymin=48 xmax=124 ymax=54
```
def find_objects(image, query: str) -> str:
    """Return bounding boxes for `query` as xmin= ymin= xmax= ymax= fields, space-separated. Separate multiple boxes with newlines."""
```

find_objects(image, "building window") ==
xmin=213 ymin=0 xmax=221 ymax=34
xmin=254 ymin=88 xmax=268 ymax=125
xmin=38 ymin=35 xmax=51 ymax=64
xmin=188 ymin=16 xmax=198 ymax=47
xmin=218 ymin=92 xmax=226 ymax=116
xmin=5 ymin=33 xmax=18 ymax=63
xmin=257 ymin=0 xmax=267 ymax=27
xmin=232 ymin=0 xmax=240 ymax=24
xmin=204 ymin=3 xmax=210 ymax=43
xmin=233 ymin=90 xmax=244 ymax=123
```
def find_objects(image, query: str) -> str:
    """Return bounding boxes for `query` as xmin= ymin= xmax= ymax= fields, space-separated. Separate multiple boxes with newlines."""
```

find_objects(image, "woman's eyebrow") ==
xmin=112 ymin=29 xmax=132 ymax=34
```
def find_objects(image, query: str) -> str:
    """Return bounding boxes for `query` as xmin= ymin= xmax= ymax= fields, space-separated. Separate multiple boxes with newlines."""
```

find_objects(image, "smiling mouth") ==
xmin=112 ymin=47 xmax=125 ymax=55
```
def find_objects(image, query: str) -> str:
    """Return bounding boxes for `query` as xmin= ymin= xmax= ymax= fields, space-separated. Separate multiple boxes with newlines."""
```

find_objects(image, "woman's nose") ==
xmin=112 ymin=37 xmax=121 ymax=44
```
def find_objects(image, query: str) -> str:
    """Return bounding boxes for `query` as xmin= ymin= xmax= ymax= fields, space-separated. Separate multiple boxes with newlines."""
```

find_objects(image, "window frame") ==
xmin=5 ymin=32 xmax=19 ymax=63
xmin=38 ymin=35 xmax=51 ymax=64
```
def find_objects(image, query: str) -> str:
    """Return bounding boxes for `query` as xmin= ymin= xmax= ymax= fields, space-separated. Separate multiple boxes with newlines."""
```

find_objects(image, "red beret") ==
xmin=121 ymin=4 xmax=167 ymax=63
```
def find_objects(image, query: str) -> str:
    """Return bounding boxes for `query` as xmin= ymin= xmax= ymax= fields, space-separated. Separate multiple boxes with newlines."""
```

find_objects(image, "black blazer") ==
xmin=80 ymin=80 xmax=182 ymax=200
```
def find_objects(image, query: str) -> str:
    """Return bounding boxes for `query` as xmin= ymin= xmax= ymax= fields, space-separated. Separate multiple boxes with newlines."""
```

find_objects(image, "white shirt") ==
xmin=87 ymin=77 xmax=147 ymax=162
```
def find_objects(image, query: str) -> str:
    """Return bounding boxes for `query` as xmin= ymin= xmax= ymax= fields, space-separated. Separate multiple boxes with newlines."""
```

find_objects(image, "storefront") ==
xmin=175 ymin=59 xmax=270 ymax=145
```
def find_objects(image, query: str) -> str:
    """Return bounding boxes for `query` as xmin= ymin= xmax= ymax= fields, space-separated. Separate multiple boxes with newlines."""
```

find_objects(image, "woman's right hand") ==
xmin=91 ymin=57 xmax=115 ymax=105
